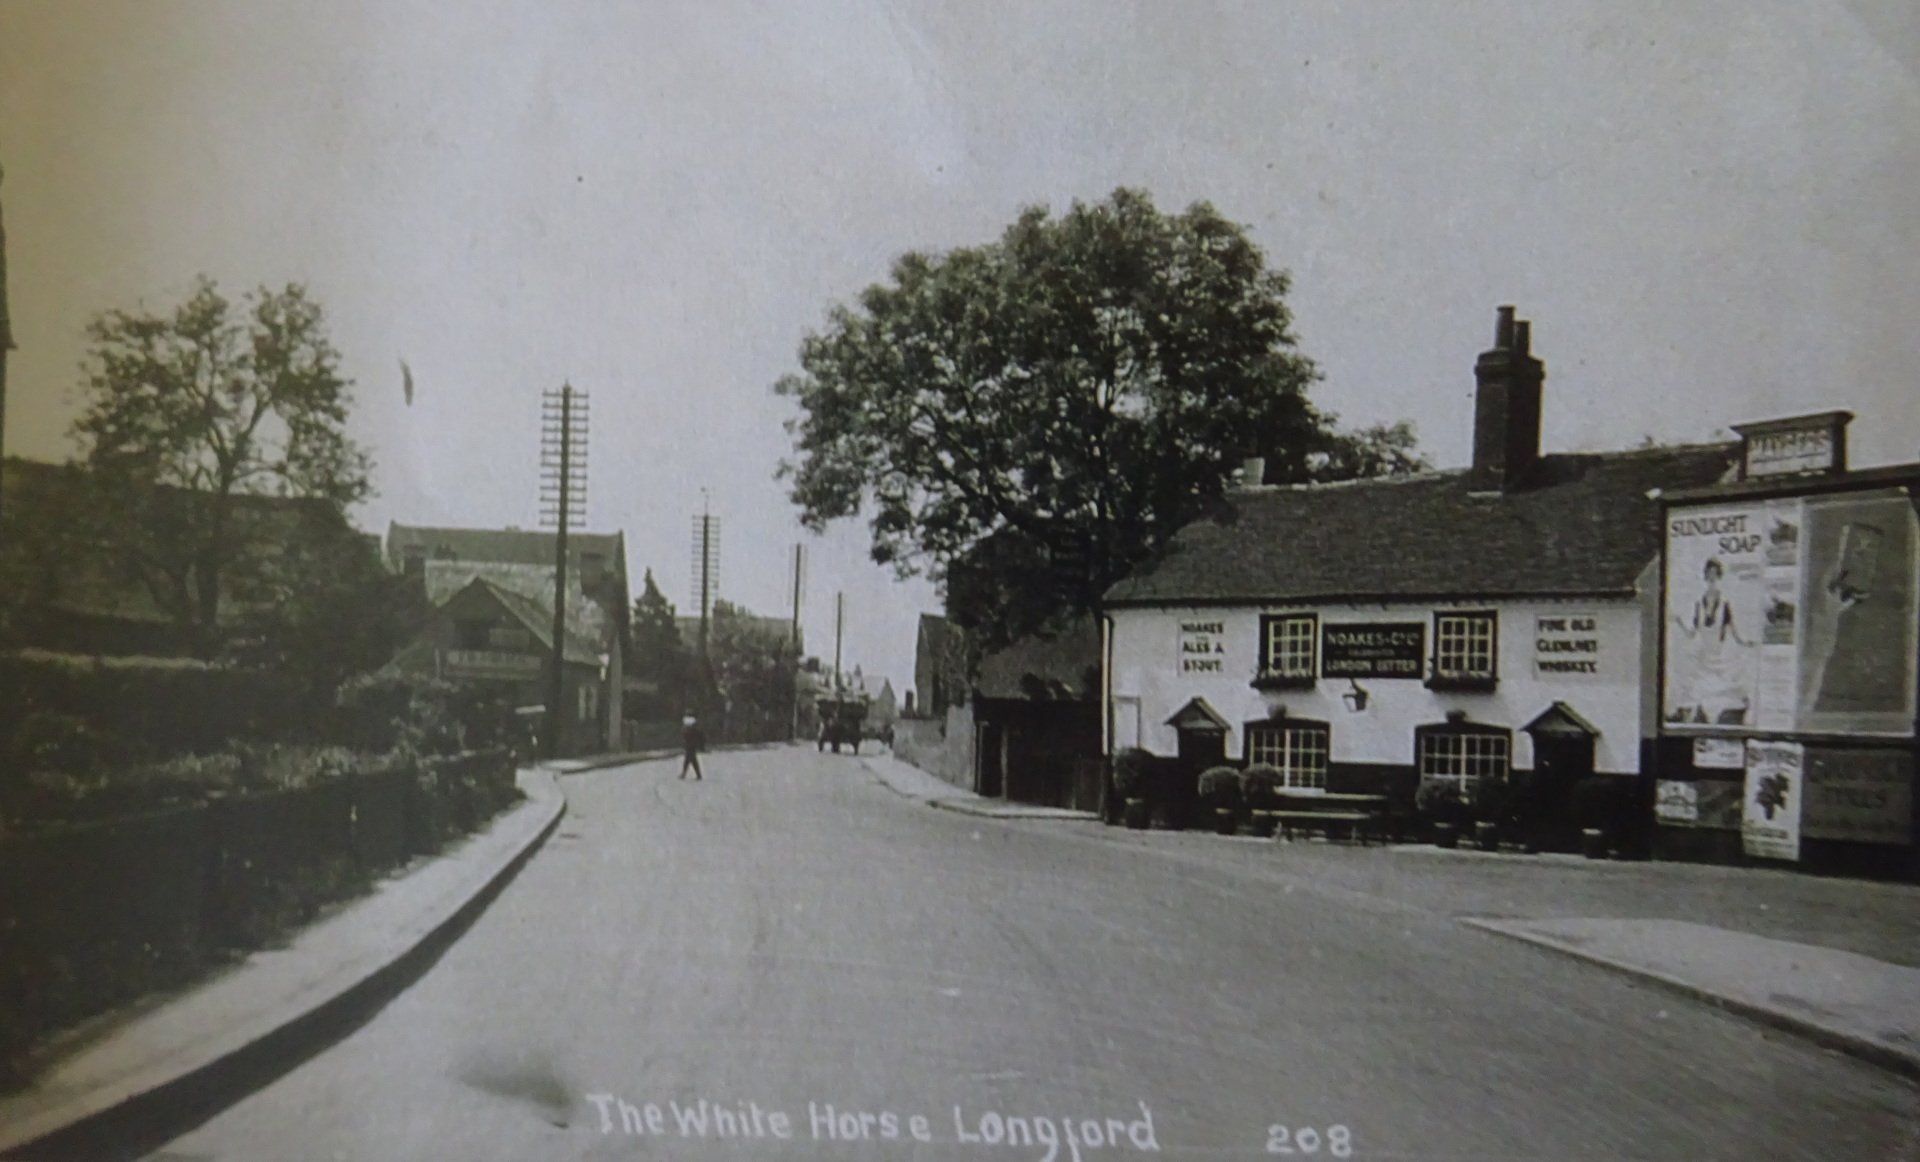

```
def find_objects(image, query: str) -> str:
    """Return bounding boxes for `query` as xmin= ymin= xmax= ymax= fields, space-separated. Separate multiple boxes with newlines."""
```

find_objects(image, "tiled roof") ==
xmin=1104 ymin=444 xmax=1738 ymax=606
xmin=975 ymin=618 xmax=1100 ymax=701
xmin=426 ymin=560 xmax=611 ymax=658
xmin=460 ymin=577 xmax=603 ymax=667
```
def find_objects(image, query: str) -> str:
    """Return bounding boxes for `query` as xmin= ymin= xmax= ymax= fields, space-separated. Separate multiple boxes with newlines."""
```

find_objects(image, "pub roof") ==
xmin=1104 ymin=443 xmax=1738 ymax=608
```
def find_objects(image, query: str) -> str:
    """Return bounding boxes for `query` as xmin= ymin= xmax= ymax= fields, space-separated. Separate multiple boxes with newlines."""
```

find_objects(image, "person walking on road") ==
xmin=679 ymin=714 xmax=705 ymax=780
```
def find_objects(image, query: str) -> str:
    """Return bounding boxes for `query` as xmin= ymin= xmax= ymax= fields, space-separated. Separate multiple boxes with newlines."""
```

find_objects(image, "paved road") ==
xmin=149 ymin=746 xmax=1916 ymax=1161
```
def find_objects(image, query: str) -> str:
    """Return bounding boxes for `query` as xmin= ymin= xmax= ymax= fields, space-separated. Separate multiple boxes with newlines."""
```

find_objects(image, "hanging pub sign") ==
xmin=1741 ymin=740 xmax=1804 ymax=861
xmin=1177 ymin=619 xmax=1228 ymax=676
xmin=1321 ymin=622 xmax=1425 ymax=679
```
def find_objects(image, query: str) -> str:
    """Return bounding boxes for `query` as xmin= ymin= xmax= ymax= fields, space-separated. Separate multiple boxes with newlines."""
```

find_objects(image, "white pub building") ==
xmin=1102 ymin=308 xmax=1736 ymax=834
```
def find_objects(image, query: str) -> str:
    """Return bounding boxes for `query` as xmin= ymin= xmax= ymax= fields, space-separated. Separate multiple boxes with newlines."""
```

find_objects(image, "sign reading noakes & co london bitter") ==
xmin=1321 ymin=622 xmax=1424 ymax=679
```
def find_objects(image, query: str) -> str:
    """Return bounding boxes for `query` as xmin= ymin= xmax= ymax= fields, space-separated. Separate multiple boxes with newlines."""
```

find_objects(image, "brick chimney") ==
xmin=1469 ymin=305 xmax=1545 ymax=492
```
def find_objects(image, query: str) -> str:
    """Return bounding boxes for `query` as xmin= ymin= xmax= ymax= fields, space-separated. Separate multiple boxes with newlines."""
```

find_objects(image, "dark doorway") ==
xmin=1174 ymin=726 xmax=1226 ymax=828
xmin=1528 ymin=733 xmax=1595 ymax=851
xmin=976 ymin=723 xmax=1005 ymax=798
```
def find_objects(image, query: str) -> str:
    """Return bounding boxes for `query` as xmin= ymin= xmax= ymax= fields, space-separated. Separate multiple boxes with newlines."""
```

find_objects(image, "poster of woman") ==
xmin=1663 ymin=503 xmax=1774 ymax=727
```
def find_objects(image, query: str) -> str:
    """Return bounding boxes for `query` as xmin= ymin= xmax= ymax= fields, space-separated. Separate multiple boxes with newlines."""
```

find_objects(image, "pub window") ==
xmin=1256 ymin=613 xmax=1317 ymax=686
xmin=1245 ymin=720 xmax=1330 ymax=791
xmin=1417 ymin=724 xmax=1511 ymax=799
xmin=1430 ymin=610 xmax=1498 ymax=687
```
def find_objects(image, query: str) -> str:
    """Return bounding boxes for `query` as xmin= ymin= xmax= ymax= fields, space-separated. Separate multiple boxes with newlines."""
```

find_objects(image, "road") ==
xmin=148 ymin=745 xmax=1916 ymax=1161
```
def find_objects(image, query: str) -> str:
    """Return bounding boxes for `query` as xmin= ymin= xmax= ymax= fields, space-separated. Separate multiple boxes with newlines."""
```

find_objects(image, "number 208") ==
xmin=1266 ymin=1124 xmax=1352 ymax=1156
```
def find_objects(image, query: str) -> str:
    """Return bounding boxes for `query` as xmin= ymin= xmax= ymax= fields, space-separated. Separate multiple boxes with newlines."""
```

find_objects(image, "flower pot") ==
xmin=1123 ymin=798 xmax=1153 ymax=830
xmin=1474 ymin=820 xmax=1501 ymax=851
xmin=1432 ymin=821 xmax=1459 ymax=849
xmin=1213 ymin=808 xmax=1238 ymax=835
xmin=1580 ymin=827 xmax=1609 ymax=859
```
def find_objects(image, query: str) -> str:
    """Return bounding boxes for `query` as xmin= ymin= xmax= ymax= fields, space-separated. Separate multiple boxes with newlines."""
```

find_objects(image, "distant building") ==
xmin=912 ymin=613 xmax=969 ymax=719
xmin=385 ymin=523 xmax=630 ymax=754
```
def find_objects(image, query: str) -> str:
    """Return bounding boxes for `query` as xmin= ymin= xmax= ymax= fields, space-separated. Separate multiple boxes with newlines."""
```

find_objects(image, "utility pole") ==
xmin=0 ymin=163 xmax=14 ymax=529
xmin=833 ymin=590 xmax=844 ymax=693
xmin=540 ymin=383 xmax=588 ymax=758
xmin=789 ymin=543 xmax=805 ymax=739
xmin=689 ymin=493 xmax=720 ymax=709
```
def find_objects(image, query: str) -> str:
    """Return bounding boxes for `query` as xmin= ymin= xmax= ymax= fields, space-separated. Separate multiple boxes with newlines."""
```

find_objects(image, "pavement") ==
xmin=0 ymin=765 xmax=566 ymax=1160
xmin=1462 ymin=917 xmax=1920 ymax=1080
xmin=860 ymin=748 xmax=1099 ymax=820
xmin=865 ymin=747 xmax=1920 ymax=1081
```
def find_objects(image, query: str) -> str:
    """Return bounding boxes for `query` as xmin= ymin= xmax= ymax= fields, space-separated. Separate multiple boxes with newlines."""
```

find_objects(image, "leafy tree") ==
xmin=775 ymin=187 xmax=1418 ymax=647
xmin=707 ymin=599 xmax=797 ymax=737
xmin=229 ymin=518 xmax=429 ymax=698
xmin=628 ymin=568 xmax=689 ymax=717
xmin=70 ymin=278 xmax=371 ymax=656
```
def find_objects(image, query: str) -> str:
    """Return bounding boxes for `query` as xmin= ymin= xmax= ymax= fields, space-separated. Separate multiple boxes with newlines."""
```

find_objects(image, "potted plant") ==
xmin=1415 ymin=779 xmax=1464 ymax=849
xmin=1470 ymin=777 xmax=1516 ymax=851
xmin=1114 ymin=747 xmax=1156 ymax=830
xmin=1240 ymin=764 xmax=1282 ymax=837
xmin=1571 ymin=775 xmax=1623 ymax=859
xmin=1198 ymin=765 xmax=1242 ymax=835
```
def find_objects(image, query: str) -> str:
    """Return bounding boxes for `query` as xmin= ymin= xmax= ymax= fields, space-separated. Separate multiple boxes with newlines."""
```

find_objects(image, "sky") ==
xmin=3 ymin=0 xmax=1918 ymax=691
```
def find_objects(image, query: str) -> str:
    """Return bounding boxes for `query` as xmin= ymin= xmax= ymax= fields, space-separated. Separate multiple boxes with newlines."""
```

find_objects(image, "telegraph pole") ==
xmin=689 ymin=493 xmax=720 ymax=712
xmin=789 ymin=543 xmax=805 ymax=739
xmin=540 ymin=383 xmax=588 ymax=758
xmin=833 ymin=591 xmax=845 ymax=692
xmin=0 ymin=163 xmax=14 ymax=529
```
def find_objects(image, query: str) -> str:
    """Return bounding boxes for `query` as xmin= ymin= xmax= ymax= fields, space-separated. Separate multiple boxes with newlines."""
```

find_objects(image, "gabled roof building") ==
xmin=1103 ymin=307 xmax=1738 ymax=835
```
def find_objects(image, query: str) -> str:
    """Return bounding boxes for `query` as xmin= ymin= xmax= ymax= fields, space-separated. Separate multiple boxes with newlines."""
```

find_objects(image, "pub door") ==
xmin=1175 ymin=726 xmax=1227 ymax=828
xmin=1529 ymin=733 xmax=1595 ymax=851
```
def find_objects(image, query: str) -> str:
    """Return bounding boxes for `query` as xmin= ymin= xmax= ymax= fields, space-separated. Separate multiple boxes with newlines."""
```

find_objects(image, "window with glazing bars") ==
xmin=1245 ymin=723 xmax=1330 ymax=790
xmin=1418 ymin=729 xmax=1509 ymax=796
xmin=1260 ymin=613 xmax=1317 ymax=678
xmin=1433 ymin=611 xmax=1497 ymax=679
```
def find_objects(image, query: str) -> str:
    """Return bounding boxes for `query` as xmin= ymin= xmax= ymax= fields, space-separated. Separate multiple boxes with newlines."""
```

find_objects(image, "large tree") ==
xmin=71 ymin=278 xmax=372 ymax=656
xmin=776 ymin=188 xmax=1422 ymax=647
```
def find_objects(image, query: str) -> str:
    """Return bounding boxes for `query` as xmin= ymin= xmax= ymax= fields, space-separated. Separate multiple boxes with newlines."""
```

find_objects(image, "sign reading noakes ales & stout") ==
xmin=1321 ymin=622 xmax=1424 ymax=679
xmin=1177 ymin=619 xmax=1227 ymax=675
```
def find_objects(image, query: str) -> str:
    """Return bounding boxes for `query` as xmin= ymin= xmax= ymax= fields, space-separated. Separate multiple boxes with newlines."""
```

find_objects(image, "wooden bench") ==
xmin=1259 ymin=793 xmax=1389 ymax=844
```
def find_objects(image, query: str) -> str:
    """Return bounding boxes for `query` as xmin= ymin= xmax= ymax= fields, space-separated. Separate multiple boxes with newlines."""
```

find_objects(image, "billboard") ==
xmin=1663 ymin=488 xmax=1918 ymax=737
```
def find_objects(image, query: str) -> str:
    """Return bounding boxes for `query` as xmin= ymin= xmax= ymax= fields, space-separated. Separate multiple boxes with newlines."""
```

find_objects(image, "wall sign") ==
xmin=1692 ymin=737 xmax=1746 ymax=770
xmin=1533 ymin=613 xmax=1601 ymax=678
xmin=1741 ymin=740 xmax=1804 ymax=861
xmin=1803 ymin=749 xmax=1914 ymax=846
xmin=1177 ymin=619 xmax=1227 ymax=676
xmin=1734 ymin=412 xmax=1849 ymax=479
xmin=1321 ymin=622 xmax=1425 ymax=679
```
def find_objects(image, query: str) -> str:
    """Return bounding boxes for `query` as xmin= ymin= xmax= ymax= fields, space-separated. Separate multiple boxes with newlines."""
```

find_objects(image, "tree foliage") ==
xmin=706 ymin=599 xmax=797 ymax=736
xmin=628 ymin=568 xmax=690 ymax=717
xmin=775 ymin=188 xmax=1420 ymax=647
xmin=71 ymin=278 xmax=372 ymax=655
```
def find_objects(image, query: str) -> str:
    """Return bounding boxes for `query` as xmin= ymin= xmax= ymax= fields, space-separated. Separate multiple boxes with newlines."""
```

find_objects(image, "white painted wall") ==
xmin=1108 ymin=596 xmax=1649 ymax=775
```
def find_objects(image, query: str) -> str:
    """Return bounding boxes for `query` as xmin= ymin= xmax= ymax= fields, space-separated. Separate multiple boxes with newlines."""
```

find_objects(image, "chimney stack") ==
xmin=1470 ymin=304 xmax=1545 ymax=492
